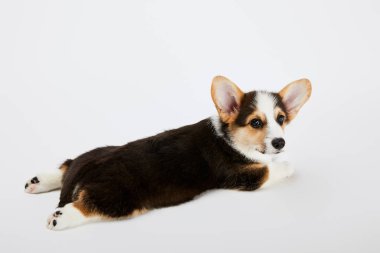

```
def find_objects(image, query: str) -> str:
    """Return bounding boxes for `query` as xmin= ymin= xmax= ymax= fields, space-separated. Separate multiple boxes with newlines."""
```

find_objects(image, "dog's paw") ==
xmin=24 ymin=176 xmax=41 ymax=193
xmin=47 ymin=208 xmax=68 ymax=230
xmin=270 ymin=161 xmax=295 ymax=178
xmin=283 ymin=163 xmax=295 ymax=178
xmin=277 ymin=161 xmax=294 ymax=178
xmin=24 ymin=171 xmax=62 ymax=194
xmin=46 ymin=204 xmax=92 ymax=231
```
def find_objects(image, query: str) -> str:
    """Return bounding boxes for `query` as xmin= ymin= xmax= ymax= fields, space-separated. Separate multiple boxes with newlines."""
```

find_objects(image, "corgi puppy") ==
xmin=24 ymin=76 xmax=311 ymax=230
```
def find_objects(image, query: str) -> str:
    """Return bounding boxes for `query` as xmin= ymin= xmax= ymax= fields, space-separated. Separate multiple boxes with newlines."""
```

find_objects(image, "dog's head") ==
xmin=211 ymin=76 xmax=311 ymax=160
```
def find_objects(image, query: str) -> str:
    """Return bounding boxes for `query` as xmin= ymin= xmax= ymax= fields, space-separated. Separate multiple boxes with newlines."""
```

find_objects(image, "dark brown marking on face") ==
xmin=245 ymin=110 xmax=267 ymax=126
xmin=274 ymin=107 xmax=287 ymax=129
xmin=235 ymin=91 xmax=257 ymax=126
xmin=271 ymin=92 xmax=290 ymax=124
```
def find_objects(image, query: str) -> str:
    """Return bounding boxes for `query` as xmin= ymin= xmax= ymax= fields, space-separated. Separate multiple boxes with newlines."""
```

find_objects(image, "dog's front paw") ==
xmin=270 ymin=161 xmax=295 ymax=178
xmin=261 ymin=162 xmax=295 ymax=189
xmin=279 ymin=161 xmax=295 ymax=178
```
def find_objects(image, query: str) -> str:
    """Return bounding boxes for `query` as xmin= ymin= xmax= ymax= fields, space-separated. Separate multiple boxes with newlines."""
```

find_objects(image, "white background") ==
xmin=1 ymin=0 xmax=379 ymax=252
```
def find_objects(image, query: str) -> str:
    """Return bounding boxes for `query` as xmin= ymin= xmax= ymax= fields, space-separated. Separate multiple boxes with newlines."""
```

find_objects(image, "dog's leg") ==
xmin=46 ymin=203 xmax=101 ymax=230
xmin=47 ymin=187 xmax=147 ymax=230
xmin=25 ymin=170 xmax=63 ymax=194
xmin=260 ymin=161 xmax=294 ymax=189
xmin=223 ymin=164 xmax=270 ymax=191
xmin=24 ymin=159 xmax=72 ymax=194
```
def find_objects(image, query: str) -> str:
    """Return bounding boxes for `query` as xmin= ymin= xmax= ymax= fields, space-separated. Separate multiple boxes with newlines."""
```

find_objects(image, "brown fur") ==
xmin=59 ymin=164 xmax=69 ymax=174
xmin=72 ymin=190 xmax=95 ymax=217
xmin=274 ymin=107 xmax=287 ymax=129
xmin=229 ymin=122 xmax=267 ymax=153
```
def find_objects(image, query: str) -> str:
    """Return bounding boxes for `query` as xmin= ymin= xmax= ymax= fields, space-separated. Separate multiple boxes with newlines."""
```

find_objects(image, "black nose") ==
xmin=272 ymin=138 xmax=285 ymax=150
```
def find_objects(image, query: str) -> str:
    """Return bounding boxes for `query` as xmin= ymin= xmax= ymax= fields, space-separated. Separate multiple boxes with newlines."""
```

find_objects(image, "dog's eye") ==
xmin=277 ymin=115 xmax=285 ymax=125
xmin=250 ymin=119 xmax=263 ymax=129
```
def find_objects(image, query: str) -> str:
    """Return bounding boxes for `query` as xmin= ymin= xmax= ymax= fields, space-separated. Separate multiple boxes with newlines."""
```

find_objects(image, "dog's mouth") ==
xmin=256 ymin=148 xmax=266 ymax=154
xmin=259 ymin=149 xmax=283 ymax=155
xmin=253 ymin=145 xmax=284 ymax=156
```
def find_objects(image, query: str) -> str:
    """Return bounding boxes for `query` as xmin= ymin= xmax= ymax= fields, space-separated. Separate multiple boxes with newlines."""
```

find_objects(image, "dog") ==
xmin=24 ymin=76 xmax=312 ymax=230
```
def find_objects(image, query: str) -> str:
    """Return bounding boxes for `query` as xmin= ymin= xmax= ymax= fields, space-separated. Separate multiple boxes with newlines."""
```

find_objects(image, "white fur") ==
xmin=47 ymin=203 xmax=101 ymax=230
xmin=25 ymin=170 xmax=63 ymax=194
xmin=255 ymin=92 xmax=285 ymax=155
xmin=260 ymin=161 xmax=294 ymax=189
xmin=210 ymin=115 xmax=224 ymax=137
xmin=231 ymin=139 xmax=274 ymax=164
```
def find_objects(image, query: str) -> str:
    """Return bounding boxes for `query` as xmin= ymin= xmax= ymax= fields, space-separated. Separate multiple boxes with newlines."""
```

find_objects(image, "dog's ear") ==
xmin=279 ymin=78 xmax=312 ymax=121
xmin=211 ymin=76 xmax=244 ymax=123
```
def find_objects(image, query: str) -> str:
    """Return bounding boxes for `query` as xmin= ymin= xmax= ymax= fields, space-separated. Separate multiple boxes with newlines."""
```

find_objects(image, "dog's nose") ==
xmin=272 ymin=138 xmax=285 ymax=150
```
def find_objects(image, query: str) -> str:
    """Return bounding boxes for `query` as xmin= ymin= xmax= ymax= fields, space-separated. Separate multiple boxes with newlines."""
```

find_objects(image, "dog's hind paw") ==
xmin=24 ymin=171 xmax=63 ymax=194
xmin=24 ymin=176 xmax=41 ymax=193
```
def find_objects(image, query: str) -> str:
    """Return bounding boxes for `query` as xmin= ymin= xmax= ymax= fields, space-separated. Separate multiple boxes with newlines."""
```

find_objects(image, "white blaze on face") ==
xmin=255 ymin=92 xmax=285 ymax=154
